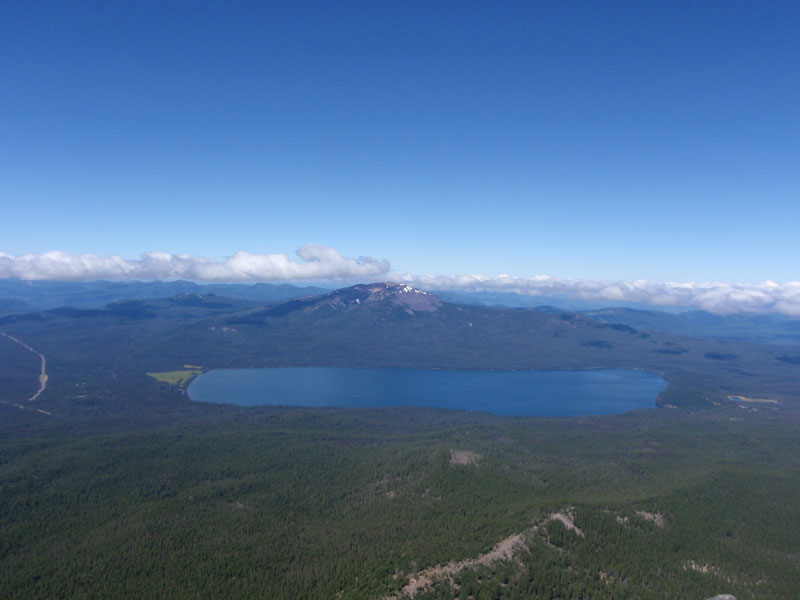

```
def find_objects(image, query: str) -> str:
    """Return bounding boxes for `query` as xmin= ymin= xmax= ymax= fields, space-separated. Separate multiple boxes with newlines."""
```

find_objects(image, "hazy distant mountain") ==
xmin=0 ymin=279 xmax=330 ymax=313
xmin=584 ymin=307 xmax=800 ymax=345
xmin=431 ymin=290 xmax=691 ymax=312
xmin=0 ymin=298 xmax=32 ymax=317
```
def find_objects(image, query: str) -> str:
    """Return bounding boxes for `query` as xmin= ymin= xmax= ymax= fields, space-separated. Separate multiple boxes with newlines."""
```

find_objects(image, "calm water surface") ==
xmin=188 ymin=367 xmax=666 ymax=417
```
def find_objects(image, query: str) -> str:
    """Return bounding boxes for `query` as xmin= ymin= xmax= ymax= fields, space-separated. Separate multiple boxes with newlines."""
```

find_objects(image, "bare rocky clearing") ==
xmin=636 ymin=510 xmax=666 ymax=527
xmin=449 ymin=449 xmax=480 ymax=466
xmin=379 ymin=508 xmax=587 ymax=599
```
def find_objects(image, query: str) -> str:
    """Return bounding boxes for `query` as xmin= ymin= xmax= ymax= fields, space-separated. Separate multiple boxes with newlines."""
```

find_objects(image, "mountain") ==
xmin=319 ymin=281 xmax=443 ymax=312
xmin=242 ymin=281 xmax=443 ymax=319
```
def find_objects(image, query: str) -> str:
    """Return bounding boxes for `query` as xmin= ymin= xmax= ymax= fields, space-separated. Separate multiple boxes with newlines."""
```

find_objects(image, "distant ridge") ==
xmin=0 ymin=279 xmax=330 ymax=313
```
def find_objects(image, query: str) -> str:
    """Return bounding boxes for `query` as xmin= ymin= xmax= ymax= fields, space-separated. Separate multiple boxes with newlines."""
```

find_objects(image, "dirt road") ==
xmin=1 ymin=332 xmax=49 ymax=403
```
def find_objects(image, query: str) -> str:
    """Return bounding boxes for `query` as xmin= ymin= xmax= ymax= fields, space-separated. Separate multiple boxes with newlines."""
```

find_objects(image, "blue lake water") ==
xmin=187 ymin=367 xmax=666 ymax=417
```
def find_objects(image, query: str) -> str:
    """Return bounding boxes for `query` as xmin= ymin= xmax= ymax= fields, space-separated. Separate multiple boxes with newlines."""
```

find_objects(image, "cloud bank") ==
xmin=0 ymin=244 xmax=390 ymax=283
xmin=400 ymin=274 xmax=800 ymax=316
xmin=2 ymin=246 xmax=799 ymax=315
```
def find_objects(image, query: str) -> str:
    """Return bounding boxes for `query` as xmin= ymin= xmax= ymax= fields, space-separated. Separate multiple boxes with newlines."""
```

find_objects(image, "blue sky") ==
xmin=2 ymin=1 xmax=799 ymax=288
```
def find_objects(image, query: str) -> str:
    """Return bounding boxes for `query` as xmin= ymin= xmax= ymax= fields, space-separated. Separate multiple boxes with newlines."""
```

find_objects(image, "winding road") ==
xmin=1 ymin=332 xmax=51 ymax=415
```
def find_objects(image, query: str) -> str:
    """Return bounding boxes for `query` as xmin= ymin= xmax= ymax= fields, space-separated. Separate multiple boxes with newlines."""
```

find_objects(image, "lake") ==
xmin=187 ymin=367 xmax=666 ymax=417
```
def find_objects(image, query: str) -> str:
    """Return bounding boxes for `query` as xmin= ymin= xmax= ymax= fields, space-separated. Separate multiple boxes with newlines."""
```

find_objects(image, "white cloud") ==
xmin=398 ymin=273 xmax=800 ymax=316
xmin=0 ymin=244 xmax=390 ymax=283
